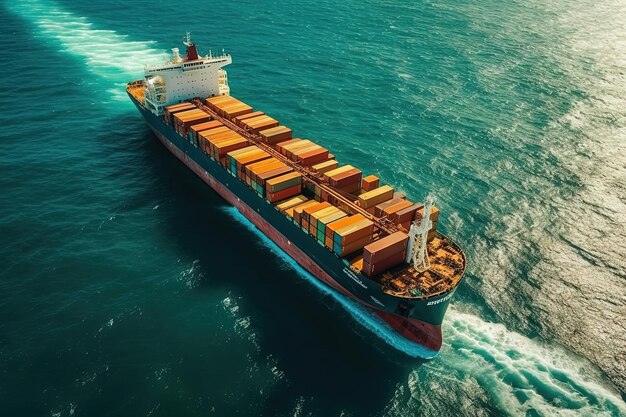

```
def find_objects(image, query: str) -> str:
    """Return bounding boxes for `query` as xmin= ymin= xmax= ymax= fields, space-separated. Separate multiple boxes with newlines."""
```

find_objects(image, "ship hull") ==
xmin=129 ymin=93 xmax=459 ymax=354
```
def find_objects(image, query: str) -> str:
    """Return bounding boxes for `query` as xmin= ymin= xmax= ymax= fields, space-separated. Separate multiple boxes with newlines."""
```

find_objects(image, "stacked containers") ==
xmin=275 ymin=195 xmax=309 ymax=213
xmin=291 ymin=200 xmax=320 ymax=223
xmin=362 ymin=232 xmax=409 ymax=277
xmin=277 ymin=139 xmax=329 ymax=166
xmin=226 ymin=146 xmax=271 ymax=178
xmin=197 ymin=125 xmax=231 ymax=152
xmin=390 ymin=203 xmax=423 ymax=229
xmin=234 ymin=111 xmax=264 ymax=127
xmin=220 ymin=101 xmax=253 ymax=119
xmin=325 ymin=214 xmax=365 ymax=249
xmin=277 ymin=139 xmax=310 ymax=158
xmin=312 ymin=160 xmax=339 ymax=174
xmin=293 ymin=143 xmax=329 ymax=166
xmin=324 ymin=165 xmax=362 ymax=194
xmin=164 ymin=102 xmax=196 ymax=125
xmin=189 ymin=120 xmax=223 ymax=142
xmin=275 ymin=138 xmax=302 ymax=154
xmin=198 ymin=126 xmax=231 ymax=153
xmin=331 ymin=216 xmax=374 ymax=256
xmin=207 ymin=132 xmax=249 ymax=162
xmin=259 ymin=126 xmax=292 ymax=145
xmin=361 ymin=175 xmax=380 ymax=193
xmin=374 ymin=198 xmax=413 ymax=218
xmin=265 ymin=172 xmax=302 ymax=202
xmin=245 ymin=157 xmax=291 ymax=195
xmin=256 ymin=164 xmax=293 ymax=194
xmin=297 ymin=146 xmax=330 ymax=166
xmin=205 ymin=96 xmax=253 ymax=119
xmin=358 ymin=185 xmax=395 ymax=211
xmin=300 ymin=202 xmax=331 ymax=234
xmin=205 ymin=95 xmax=234 ymax=111
xmin=240 ymin=115 xmax=279 ymax=132
xmin=315 ymin=208 xmax=347 ymax=244
xmin=173 ymin=109 xmax=212 ymax=136
xmin=373 ymin=197 xmax=404 ymax=217
xmin=416 ymin=205 xmax=440 ymax=241
xmin=308 ymin=206 xmax=340 ymax=238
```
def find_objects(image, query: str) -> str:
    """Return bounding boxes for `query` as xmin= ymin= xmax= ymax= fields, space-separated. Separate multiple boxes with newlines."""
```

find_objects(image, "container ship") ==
xmin=126 ymin=35 xmax=466 ymax=355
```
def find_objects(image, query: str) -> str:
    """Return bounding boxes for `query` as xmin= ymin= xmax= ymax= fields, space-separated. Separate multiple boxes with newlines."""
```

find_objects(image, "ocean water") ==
xmin=1 ymin=0 xmax=625 ymax=416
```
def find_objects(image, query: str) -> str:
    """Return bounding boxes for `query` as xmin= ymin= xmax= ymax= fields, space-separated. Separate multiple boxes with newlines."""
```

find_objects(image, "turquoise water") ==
xmin=2 ymin=0 xmax=625 ymax=416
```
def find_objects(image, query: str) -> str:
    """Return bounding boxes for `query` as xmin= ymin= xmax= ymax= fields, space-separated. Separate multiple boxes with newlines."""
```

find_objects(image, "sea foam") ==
xmin=8 ymin=0 xmax=164 ymax=96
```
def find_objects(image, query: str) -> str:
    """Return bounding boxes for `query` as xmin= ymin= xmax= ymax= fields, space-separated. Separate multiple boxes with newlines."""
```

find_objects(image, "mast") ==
xmin=406 ymin=195 xmax=434 ymax=272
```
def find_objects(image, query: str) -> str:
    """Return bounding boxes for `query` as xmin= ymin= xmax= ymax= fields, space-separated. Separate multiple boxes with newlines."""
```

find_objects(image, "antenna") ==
xmin=184 ymin=32 xmax=192 ymax=46
xmin=406 ymin=195 xmax=434 ymax=272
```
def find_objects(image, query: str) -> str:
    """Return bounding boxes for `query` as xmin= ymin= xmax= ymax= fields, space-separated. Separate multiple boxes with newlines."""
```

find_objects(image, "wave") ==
xmin=8 ymin=0 xmax=164 ymax=95
xmin=439 ymin=311 xmax=626 ymax=416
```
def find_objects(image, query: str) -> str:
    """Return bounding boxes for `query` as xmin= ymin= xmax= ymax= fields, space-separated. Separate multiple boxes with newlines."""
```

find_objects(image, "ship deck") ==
xmin=348 ymin=233 xmax=465 ymax=299
xmin=127 ymin=81 xmax=466 ymax=300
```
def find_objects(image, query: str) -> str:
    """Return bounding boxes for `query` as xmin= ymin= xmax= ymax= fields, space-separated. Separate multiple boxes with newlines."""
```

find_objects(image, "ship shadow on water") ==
xmin=133 ymin=126 xmax=428 ymax=415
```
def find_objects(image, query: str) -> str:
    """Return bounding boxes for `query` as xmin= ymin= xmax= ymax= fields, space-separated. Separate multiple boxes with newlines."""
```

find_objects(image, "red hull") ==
xmin=373 ymin=310 xmax=442 ymax=351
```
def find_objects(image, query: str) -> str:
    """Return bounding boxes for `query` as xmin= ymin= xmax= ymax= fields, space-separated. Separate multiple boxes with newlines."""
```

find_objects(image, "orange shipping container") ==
xmin=212 ymin=137 xmax=248 ymax=157
xmin=190 ymin=120 xmax=223 ymax=138
xmin=329 ymin=168 xmax=361 ymax=187
xmin=234 ymin=111 xmax=265 ymax=124
xmin=363 ymin=231 xmax=409 ymax=265
xmin=266 ymin=172 xmax=302 ymax=193
xmin=236 ymin=150 xmax=271 ymax=171
xmin=358 ymin=185 xmax=395 ymax=209
xmin=206 ymin=95 xmax=237 ymax=110
xmin=281 ymin=142 xmax=315 ymax=159
xmin=391 ymin=203 xmax=423 ymax=225
xmin=266 ymin=184 xmax=302 ymax=203
xmin=324 ymin=165 xmax=355 ymax=180
xmin=312 ymin=160 xmax=339 ymax=174
xmin=362 ymin=249 xmax=406 ymax=277
xmin=165 ymin=103 xmax=196 ymax=124
xmin=241 ymin=115 xmax=279 ymax=132
xmin=257 ymin=166 xmax=293 ymax=186
xmin=374 ymin=197 xmax=408 ymax=217
xmin=260 ymin=126 xmax=292 ymax=144
xmin=361 ymin=175 xmax=380 ymax=191
xmin=221 ymin=103 xmax=253 ymax=118
xmin=199 ymin=126 xmax=231 ymax=140
xmin=298 ymin=148 xmax=329 ymax=166
xmin=382 ymin=200 xmax=413 ymax=217
xmin=336 ymin=235 xmax=373 ymax=257
xmin=325 ymin=214 xmax=366 ymax=249
xmin=275 ymin=195 xmax=309 ymax=212
xmin=292 ymin=200 xmax=320 ymax=222
xmin=302 ymin=202 xmax=332 ymax=225
xmin=275 ymin=139 xmax=302 ymax=154
xmin=416 ymin=206 xmax=440 ymax=223
xmin=334 ymin=218 xmax=374 ymax=246
xmin=291 ymin=143 xmax=321 ymax=156
xmin=282 ymin=140 xmax=315 ymax=155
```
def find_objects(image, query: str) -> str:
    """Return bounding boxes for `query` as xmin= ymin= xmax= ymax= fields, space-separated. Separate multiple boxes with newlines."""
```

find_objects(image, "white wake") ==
xmin=8 ymin=0 xmax=164 ymax=99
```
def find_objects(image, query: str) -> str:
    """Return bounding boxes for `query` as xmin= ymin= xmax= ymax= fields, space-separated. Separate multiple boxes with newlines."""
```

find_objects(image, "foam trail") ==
xmin=221 ymin=206 xmax=437 ymax=359
xmin=436 ymin=310 xmax=626 ymax=416
xmin=223 ymin=207 xmax=626 ymax=416
xmin=8 ymin=0 xmax=164 ymax=94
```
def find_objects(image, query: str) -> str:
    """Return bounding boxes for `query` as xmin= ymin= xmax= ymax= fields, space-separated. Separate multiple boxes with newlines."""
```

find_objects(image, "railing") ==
xmin=191 ymin=98 xmax=399 ymax=236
